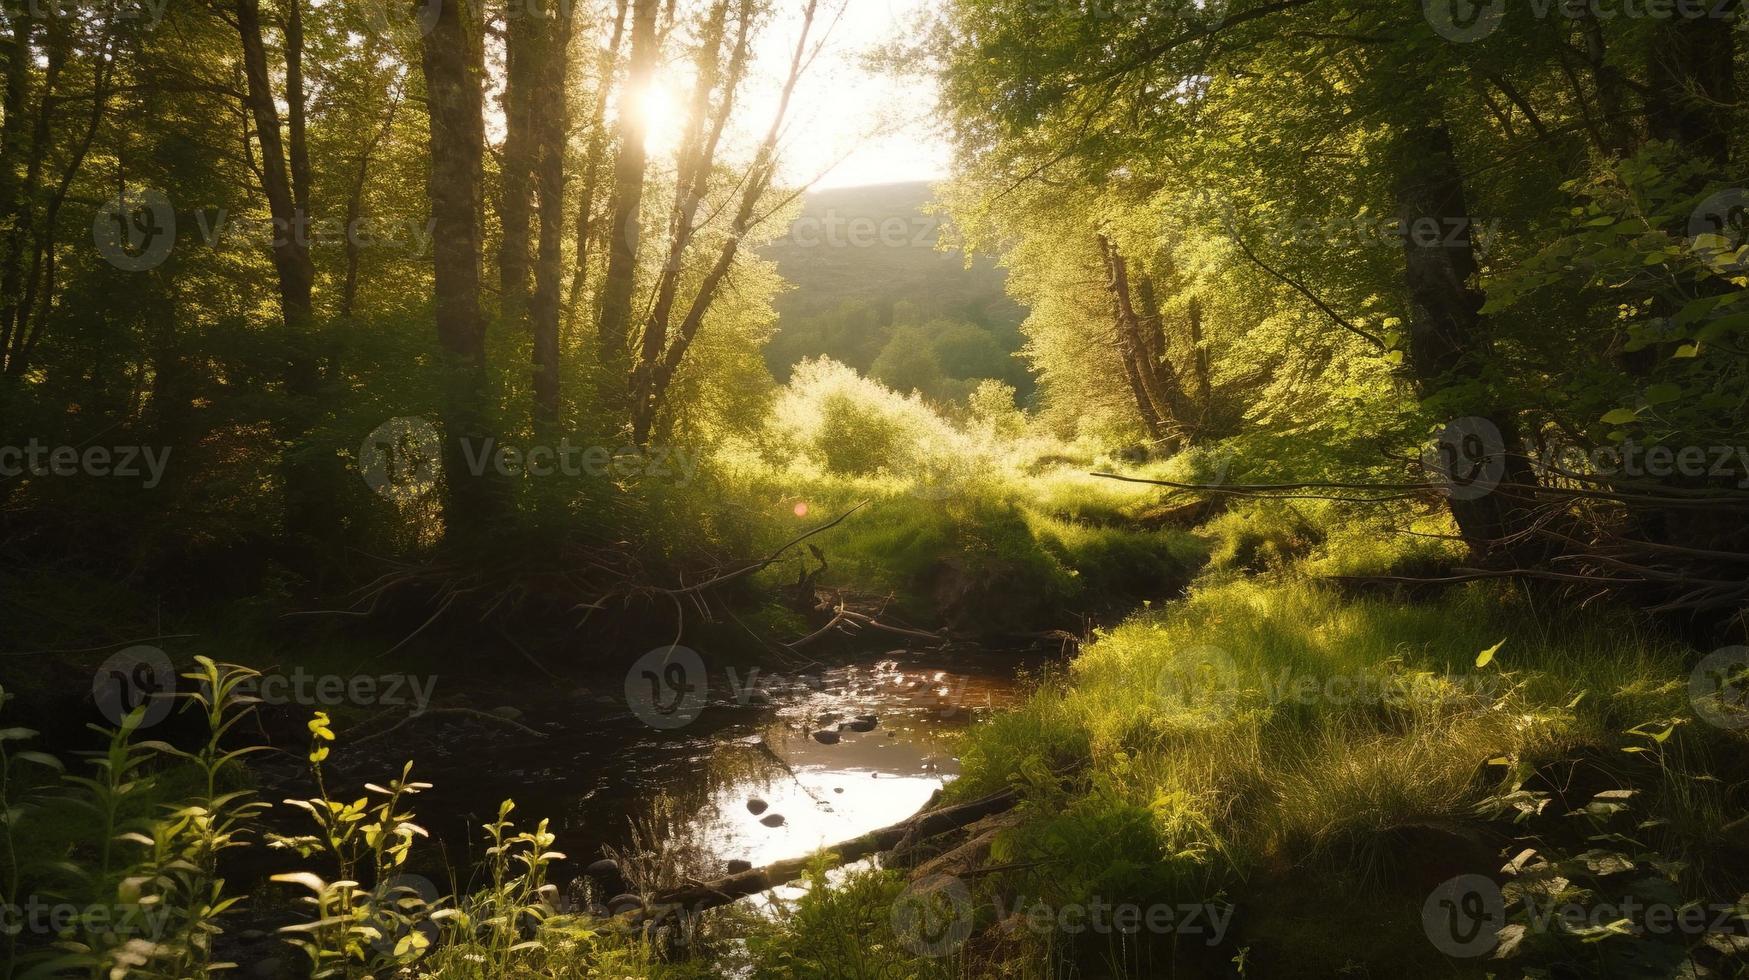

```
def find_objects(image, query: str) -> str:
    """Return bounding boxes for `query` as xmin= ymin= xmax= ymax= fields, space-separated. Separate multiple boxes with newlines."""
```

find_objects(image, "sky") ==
xmin=704 ymin=0 xmax=953 ymax=190
xmin=776 ymin=0 xmax=951 ymax=189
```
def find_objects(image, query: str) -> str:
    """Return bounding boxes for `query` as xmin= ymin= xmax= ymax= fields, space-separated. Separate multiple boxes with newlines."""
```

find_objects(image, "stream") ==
xmin=247 ymin=646 xmax=1040 ymax=904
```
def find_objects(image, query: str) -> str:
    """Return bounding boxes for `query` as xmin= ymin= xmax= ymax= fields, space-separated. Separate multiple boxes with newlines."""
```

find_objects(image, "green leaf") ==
xmin=1642 ymin=383 xmax=1681 ymax=406
xmin=1600 ymin=408 xmax=1639 ymax=425
xmin=1475 ymin=639 xmax=1507 ymax=669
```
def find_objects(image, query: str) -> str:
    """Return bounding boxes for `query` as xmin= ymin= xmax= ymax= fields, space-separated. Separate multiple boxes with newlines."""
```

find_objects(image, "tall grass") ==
xmin=934 ymin=575 xmax=1742 ymax=975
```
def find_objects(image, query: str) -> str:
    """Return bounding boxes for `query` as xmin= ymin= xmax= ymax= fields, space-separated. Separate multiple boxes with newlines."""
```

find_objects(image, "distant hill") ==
xmin=760 ymin=182 xmax=1031 ymax=401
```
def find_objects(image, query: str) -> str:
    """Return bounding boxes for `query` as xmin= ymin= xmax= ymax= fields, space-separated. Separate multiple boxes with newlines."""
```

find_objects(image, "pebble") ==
xmin=811 ymin=730 xmax=840 ymax=744
xmin=760 ymin=813 xmax=786 ymax=827
xmin=746 ymin=797 xmax=768 ymax=815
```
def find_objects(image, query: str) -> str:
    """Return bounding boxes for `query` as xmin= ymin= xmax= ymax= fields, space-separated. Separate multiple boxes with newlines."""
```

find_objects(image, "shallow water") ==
xmin=261 ymin=649 xmax=1036 ymax=891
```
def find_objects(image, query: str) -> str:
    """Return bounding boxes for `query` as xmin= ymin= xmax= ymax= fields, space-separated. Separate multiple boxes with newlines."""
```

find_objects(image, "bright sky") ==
xmin=724 ymin=0 xmax=952 ymax=190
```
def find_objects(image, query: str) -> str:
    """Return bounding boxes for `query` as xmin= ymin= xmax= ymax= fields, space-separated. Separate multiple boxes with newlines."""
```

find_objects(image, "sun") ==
xmin=636 ymin=80 xmax=682 ymax=155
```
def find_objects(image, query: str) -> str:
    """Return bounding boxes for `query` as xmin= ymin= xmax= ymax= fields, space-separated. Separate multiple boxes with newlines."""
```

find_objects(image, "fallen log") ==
xmin=625 ymin=787 xmax=1021 ymax=923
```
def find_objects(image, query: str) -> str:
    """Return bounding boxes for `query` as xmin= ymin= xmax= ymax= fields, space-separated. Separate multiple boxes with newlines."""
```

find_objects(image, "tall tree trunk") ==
xmin=1646 ymin=4 xmax=1738 ymax=166
xmin=420 ymin=0 xmax=498 ymax=534
xmin=595 ymin=0 xmax=659 ymax=414
xmin=631 ymin=0 xmax=818 ymax=444
xmin=1095 ymin=236 xmax=1161 ymax=443
xmin=1391 ymin=121 xmax=1538 ymax=563
xmin=0 ymin=18 xmax=58 ymax=375
xmin=630 ymin=0 xmax=752 ymax=429
xmin=1187 ymin=292 xmax=1211 ymax=406
xmin=1114 ymin=330 xmax=1166 ymax=444
xmin=1098 ymin=234 xmax=1191 ymax=450
xmin=1132 ymin=267 xmax=1199 ymax=435
xmin=236 ymin=0 xmax=314 ymax=330
xmin=1576 ymin=6 xmax=1635 ymax=156
xmin=342 ymin=83 xmax=402 ymax=320
xmin=238 ymin=0 xmax=325 ymax=543
xmin=565 ymin=0 xmax=629 ymax=334
xmin=500 ymin=0 xmax=540 ymax=323
xmin=531 ymin=0 xmax=575 ymax=430
xmin=1 ymin=20 xmax=114 ymax=379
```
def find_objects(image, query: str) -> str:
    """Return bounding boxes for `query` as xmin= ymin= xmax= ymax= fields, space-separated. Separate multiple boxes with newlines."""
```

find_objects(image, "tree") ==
xmin=419 ymin=0 xmax=499 ymax=534
xmin=595 ymin=0 xmax=659 ymax=410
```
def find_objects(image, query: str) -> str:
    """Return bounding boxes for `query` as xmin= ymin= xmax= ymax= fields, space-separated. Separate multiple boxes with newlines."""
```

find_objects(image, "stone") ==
xmin=746 ymin=797 xmax=768 ymax=815
xmin=607 ymin=893 xmax=644 ymax=914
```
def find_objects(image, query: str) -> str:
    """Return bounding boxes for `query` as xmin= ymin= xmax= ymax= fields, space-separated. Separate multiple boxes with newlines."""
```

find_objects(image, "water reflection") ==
xmin=295 ymin=653 xmax=1033 ymax=894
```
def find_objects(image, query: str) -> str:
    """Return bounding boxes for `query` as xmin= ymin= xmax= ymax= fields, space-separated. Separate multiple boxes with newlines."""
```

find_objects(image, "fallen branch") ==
xmin=653 ymin=500 xmax=870 ymax=599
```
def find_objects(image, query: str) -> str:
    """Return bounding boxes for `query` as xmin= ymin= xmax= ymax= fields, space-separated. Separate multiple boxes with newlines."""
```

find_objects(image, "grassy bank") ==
xmin=749 ymin=569 xmax=1748 ymax=978
xmin=722 ymin=358 xmax=1214 ymax=634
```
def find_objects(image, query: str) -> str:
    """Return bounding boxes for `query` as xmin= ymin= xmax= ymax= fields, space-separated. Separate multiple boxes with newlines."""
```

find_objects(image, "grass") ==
xmin=920 ymin=574 xmax=1746 ymax=976
xmin=10 ymin=354 xmax=1741 ymax=977
xmin=718 ymin=359 xmax=1213 ymax=631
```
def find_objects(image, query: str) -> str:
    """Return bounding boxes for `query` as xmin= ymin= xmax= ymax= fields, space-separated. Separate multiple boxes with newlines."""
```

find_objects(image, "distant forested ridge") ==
xmin=761 ymin=181 xmax=1031 ymax=404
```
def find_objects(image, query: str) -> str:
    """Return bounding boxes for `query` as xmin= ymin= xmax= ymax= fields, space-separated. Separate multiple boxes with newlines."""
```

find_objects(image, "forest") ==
xmin=0 ymin=0 xmax=1746 ymax=977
